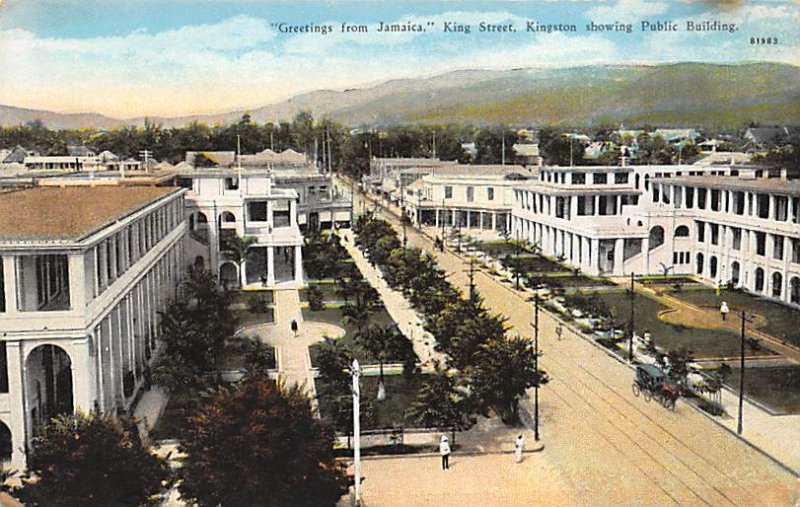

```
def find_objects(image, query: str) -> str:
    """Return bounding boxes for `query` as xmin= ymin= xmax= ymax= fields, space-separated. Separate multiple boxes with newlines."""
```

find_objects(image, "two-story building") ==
xmin=179 ymin=169 xmax=305 ymax=289
xmin=0 ymin=186 xmax=186 ymax=468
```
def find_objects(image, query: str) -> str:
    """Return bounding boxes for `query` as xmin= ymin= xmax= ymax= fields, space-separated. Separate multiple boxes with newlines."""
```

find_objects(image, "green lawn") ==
xmin=539 ymin=273 xmax=615 ymax=288
xmin=298 ymin=281 xmax=342 ymax=302
xmin=503 ymin=254 xmax=568 ymax=274
xmin=234 ymin=307 xmax=275 ymax=328
xmin=471 ymin=240 xmax=535 ymax=257
xmin=304 ymin=305 xmax=399 ymax=365
xmin=667 ymin=288 xmax=800 ymax=347
xmin=726 ymin=366 xmax=800 ymax=414
xmin=589 ymin=291 xmax=773 ymax=358
xmin=218 ymin=338 xmax=276 ymax=370
xmin=231 ymin=289 xmax=274 ymax=305
xmin=316 ymin=374 xmax=424 ymax=429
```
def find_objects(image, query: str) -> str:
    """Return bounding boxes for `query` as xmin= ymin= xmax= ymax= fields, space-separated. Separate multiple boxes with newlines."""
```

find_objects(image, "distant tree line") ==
xmin=2 ymin=116 xmax=794 ymax=177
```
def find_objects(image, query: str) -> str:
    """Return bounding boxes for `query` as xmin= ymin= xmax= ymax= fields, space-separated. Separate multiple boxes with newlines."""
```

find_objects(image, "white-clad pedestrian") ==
xmin=720 ymin=301 xmax=730 ymax=321
xmin=514 ymin=434 xmax=524 ymax=463
xmin=439 ymin=434 xmax=451 ymax=470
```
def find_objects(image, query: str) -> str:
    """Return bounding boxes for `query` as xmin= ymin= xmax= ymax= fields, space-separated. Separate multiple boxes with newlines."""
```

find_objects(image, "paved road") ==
xmin=351 ymin=187 xmax=798 ymax=506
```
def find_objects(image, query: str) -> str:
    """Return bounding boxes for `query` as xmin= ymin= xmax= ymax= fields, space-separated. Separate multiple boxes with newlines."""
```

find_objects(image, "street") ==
xmin=350 ymin=186 xmax=799 ymax=506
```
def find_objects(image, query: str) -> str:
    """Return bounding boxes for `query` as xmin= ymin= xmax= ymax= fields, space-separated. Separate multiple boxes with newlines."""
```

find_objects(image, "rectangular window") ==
xmin=225 ymin=177 xmax=239 ymax=190
xmin=756 ymin=232 xmax=766 ymax=256
xmin=775 ymin=196 xmax=788 ymax=221
xmin=711 ymin=189 xmax=721 ymax=211
xmin=466 ymin=186 xmax=474 ymax=202
xmin=673 ymin=252 xmax=678 ymax=264
xmin=614 ymin=173 xmax=629 ymax=184
xmin=773 ymin=235 xmax=784 ymax=260
xmin=444 ymin=186 xmax=452 ymax=199
xmin=487 ymin=187 xmax=494 ymax=200
xmin=572 ymin=173 xmax=585 ymax=185
xmin=792 ymin=239 xmax=800 ymax=264
xmin=697 ymin=188 xmax=707 ymax=209
xmin=696 ymin=221 xmax=705 ymax=243
xmin=757 ymin=194 xmax=769 ymax=219
xmin=710 ymin=224 xmax=719 ymax=245
xmin=593 ymin=173 xmax=607 ymax=184
xmin=732 ymin=228 xmax=742 ymax=250
xmin=685 ymin=187 xmax=694 ymax=208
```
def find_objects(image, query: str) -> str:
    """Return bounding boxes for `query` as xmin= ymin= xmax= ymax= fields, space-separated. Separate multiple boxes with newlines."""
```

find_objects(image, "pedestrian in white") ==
xmin=720 ymin=301 xmax=730 ymax=322
xmin=439 ymin=435 xmax=451 ymax=470
xmin=514 ymin=434 xmax=524 ymax=463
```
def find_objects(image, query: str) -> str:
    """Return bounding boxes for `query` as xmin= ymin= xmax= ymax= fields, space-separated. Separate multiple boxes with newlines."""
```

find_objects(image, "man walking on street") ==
xmin=514 ymin=434 xmax=524 ymax=463
xmin=439 ymin=435 xmax=451 ymax=470
xmin=720 ymin=301 xmax=730 ymax=321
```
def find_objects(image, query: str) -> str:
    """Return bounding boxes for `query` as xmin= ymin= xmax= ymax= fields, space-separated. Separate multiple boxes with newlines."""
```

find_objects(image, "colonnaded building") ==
xmin=381 ymin=157 xmax=799 ymax=308
xmin=0 ymin=186 xmax=186 ymax=468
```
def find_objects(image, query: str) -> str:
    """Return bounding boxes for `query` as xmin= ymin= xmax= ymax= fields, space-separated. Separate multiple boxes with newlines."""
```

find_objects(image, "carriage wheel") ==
xmin=632 ymin=383 xmax=641 ymax=397
xmin=643 ymin=389 xmax=652 ymax=402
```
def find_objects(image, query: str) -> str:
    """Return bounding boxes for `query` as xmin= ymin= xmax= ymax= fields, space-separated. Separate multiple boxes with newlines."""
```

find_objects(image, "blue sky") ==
xmin=0 ymin=0 xmax=797 ymax=117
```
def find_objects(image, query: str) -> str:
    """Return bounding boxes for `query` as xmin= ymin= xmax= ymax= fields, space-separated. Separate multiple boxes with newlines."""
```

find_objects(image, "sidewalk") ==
xmin=339 ymin=233 xmax=446 ymax=367
xmin=244 ymin=289 xmax=345 ymax=402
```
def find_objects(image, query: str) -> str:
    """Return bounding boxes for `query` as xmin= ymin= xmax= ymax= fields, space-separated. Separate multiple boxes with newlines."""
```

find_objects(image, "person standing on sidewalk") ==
xmin=514 ymin=434 xmax=524 ymax=463
xmin=439 ymin=435 xmax=451 ymax=470
xmin=291 ymin=319 xmax=298 ymax=337
xmin=720 ymin=301 xmax=730 ymax=321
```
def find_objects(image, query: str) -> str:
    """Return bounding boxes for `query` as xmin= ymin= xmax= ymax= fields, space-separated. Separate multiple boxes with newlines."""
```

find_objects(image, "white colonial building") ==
xmin=511 ymin=163 xmax=800 ymax=307
xmin=179 ymin=169 xmax=305 ymax=289
xmin=401 ymin=165 xmax=536 ymax=235
xmin=0 ymin=186 xmax=186 ymax=468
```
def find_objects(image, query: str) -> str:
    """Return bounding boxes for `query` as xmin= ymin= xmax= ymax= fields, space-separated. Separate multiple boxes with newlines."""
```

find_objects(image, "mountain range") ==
xmin=1 ymin=62 xmax=798 ymax=130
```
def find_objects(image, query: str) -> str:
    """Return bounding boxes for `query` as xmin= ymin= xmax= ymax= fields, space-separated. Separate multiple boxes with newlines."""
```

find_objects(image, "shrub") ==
xmin=20 ymin=413 xmax=168 ymax=507
xmin=307 ymin=285 xmax=325 ymax=311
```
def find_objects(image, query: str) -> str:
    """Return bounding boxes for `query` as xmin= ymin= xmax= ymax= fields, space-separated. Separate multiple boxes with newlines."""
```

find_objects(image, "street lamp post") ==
xmin=629 ymin=272 xmax=635 ymax=362
xmin=737 ymin=311 xmax=747 ymax=435
xmin=533 ymin=296 xmax=540 ymax=441
xmin=352 ymin=359 xmax=362 ymax=505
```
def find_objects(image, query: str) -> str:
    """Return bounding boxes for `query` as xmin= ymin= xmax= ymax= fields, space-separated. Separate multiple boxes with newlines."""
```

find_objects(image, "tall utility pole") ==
xmin=432 ymin=129 xmax=437 ymax=159
xmin=465 ymin=257 xmax=477 ymax=302
xmin=514 ymin=228 xmax=522 ymax=290
xmin=138 ymin=149 xmax=152 ymax=172
xmin=533 ymin=296 xmax=540 ymax=441
xmin=349 ymin=180 xmax=354 ymax=227
xmin=501 ymin=130 xmax=506 ymax=165
xmin=629 ymin=272 xmax=635 ymax=362
xmin=352 ymin=359 xmax=362 ymax=505
xmin=236 ymin=135 xmax=243 ymax=196
xmin=440 ymin=198 xmax=447 ymax=250
xmin=738 ymin=311 xmax=747 ymax=435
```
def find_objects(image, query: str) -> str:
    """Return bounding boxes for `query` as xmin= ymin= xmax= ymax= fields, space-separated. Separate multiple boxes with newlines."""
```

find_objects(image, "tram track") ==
xmin=356 ymin=189 xmax=796 ymax=505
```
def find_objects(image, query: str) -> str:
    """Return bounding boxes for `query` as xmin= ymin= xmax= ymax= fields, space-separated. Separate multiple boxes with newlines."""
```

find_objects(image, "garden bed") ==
xmin=666 ymin=288 xmax=800 ymax=347
xmin=304 ymin=305 xmax=399 ymax=365
xmin=726 ymin=365 xmax=800 ymax=414
xmin=317 ymin=374 xmax=423 ymax=429
xmin=586 ymin=291 xmax=775 ymax=359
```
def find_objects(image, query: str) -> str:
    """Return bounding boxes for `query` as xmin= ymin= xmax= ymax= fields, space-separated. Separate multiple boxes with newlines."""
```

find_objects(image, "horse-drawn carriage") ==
xmin=632 ymin=364 xmax=679 ymax=410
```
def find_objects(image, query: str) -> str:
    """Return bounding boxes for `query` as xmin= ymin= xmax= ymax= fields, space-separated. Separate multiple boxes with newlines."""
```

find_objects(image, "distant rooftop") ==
xmin=652 ymin=175 xmax=800 ymax=196
xmin=0 ymin=186 xmax=177 ymax=242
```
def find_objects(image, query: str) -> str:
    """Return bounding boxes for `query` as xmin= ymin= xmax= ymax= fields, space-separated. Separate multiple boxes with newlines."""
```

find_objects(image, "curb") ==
xmin=352 ymin=442 xmax=546 ymax=461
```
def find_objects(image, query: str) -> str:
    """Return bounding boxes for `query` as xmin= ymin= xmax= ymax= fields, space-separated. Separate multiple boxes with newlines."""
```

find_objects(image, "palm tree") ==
xmin=225 ymin=235 xmax=257 ymax=287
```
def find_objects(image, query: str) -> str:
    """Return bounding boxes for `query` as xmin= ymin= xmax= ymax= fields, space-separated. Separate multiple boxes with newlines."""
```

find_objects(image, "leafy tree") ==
xmin=341 ymin=278 xmax=380 ymax=336
xmin=407 ymin=366 xmax=476 ymax=440
xmin=151 ymin=267 xmax=236 ymax=389
xmin=470 ymin=336 xmax=548 ymax=425
xmin=179 ymin=376 xmax=348 ymax=507
xmin=538 ymin=128 xmax=585 ymax=166
xmin=475 ymin=125 xmax=518 ymax=164
xmin=223 ymin=235 xmax=258 ymax=287
xmin=307 ymin=284 xmax=325 ymax=311
xmin=20 ymin=413 xmax=168 ymax=507
xmin=357 ymin=324 xmax=417 ymax=387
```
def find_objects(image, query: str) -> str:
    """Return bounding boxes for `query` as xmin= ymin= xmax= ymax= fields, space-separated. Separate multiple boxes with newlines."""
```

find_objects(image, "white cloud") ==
xmin=586 ymin=0 xmax=668 ymax=23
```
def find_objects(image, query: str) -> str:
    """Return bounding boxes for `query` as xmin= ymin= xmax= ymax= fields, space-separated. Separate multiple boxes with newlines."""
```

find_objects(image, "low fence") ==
xmin=336 ymin=427 xmax=449 ymax=451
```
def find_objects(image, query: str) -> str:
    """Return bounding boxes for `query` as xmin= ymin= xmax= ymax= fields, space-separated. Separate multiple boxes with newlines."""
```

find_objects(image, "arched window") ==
xmin=790 ymin=277 xmax=800 ymax=304
xmin=0 ymin=421 xmax=11 ymax=462
xmin=696 ymin=253 xmax=704 ymax=274
xmin=754 ymin=268 xmax=765 ymax=292
xmin=675 ymin=225 xmax=690 ymax=237
xmin=730 ymin=262 xmax=740 ymax=285
xmin=196 ymin=212 xmax=208 ymax=224
xmin=709 ymin=256 xmax=718 ymax=279
xmin=649 ymin=226 xmax=665 ymax=250
xmin=220 ymin=212 xmax=236 ymax=223
xmin=772 ymin=272 xmax=783 ymax=298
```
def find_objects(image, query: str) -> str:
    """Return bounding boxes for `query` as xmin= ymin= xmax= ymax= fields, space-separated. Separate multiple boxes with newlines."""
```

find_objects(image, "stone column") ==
xmin=6 ymin=341 xmax=28 ymax=469
xmin=613 ymin=238 xmax=625 ymax=275
xmin=70 ymin=339 xmax=94 ymax=413
xmin=2 ymin=255 xmax=18 ymax=313
xmin=589 ymin=238 xmax=600 ymax=275
xmin=294 ymin=245 xmax=303 ymax=285
xmin=267 ymin=247 xmax=275 ymax=286
xmin=68 ymin=253 xmax=86 ymax=310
